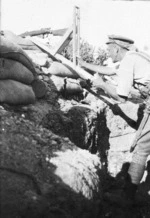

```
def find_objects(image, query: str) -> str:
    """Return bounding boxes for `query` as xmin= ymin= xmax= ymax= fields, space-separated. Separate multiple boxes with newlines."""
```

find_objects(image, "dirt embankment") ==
xmin=0 ymin=76 xmax=104 ymax=218
xmin=1 ymin=78 xmax=150 ymax=218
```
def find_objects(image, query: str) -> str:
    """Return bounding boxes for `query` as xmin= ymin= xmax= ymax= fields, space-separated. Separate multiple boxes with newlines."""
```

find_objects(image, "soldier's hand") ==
xmin=78 ymin=78 xmax=93 ymax=89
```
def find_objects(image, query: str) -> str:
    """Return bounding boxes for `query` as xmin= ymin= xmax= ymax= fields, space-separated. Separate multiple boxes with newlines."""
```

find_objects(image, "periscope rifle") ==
xmin=29 ymin=36 xmax=115 ymax=106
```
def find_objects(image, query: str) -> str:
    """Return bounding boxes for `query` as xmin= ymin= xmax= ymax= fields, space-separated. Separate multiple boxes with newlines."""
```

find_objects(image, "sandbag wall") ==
xmin=0 ymin=30 xmax=84 ymax=103
xmin=0 ymin=31 xmax=47 ymax=105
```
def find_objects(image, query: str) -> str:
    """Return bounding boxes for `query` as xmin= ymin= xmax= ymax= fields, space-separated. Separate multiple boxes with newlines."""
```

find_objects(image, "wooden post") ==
xmin=73 ymin=6 xmax=77 ymax=67
xmin=0 ymin=0 xmax=1 ymax=31
xmin=73 ymin=6 xmax=80 ymax=67
xmin=52 ymin=26 xmax=73 ymax=55
xmin=77 ymin=7 xmax=80 ymax=66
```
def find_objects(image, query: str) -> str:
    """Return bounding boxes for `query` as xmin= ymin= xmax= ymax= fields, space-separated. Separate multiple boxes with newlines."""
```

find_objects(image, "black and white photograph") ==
xmin=0 ymin=0 xmax=150 ymax=217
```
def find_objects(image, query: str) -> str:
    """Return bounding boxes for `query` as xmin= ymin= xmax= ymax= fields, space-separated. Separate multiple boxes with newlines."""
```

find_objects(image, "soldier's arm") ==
xmin=80 ymin=60 xmax=116 ymax=76
xmin=92 ymin=73 xmax=127 ymax=103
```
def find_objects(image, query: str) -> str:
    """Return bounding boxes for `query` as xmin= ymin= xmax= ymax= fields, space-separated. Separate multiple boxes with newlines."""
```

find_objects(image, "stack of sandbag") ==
xmin=48 ymin=61 xmax=83 ymax=95
xmin=0 ymin=32 xmax=46 ymax=105
xmin=1 ymin=30 xmax=83 ymax=97
xmin=0 ymin=30 xmax=38 ymax=50
xmin=1 ymin=30 xmax=50 ymax=67
xmin=0 ymin=32 xmax=37 ymax=75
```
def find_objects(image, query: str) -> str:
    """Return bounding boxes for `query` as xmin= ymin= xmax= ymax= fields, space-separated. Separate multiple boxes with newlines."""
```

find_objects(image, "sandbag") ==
xmin=48 ymin=61 xmax=79 ymax=79
xmin=50 ymin=75 xmax=83 ymax=95
xmin=1 ymin=30 xmax=38 ymax=50
xmin=31 ymin=79 xmax=47 ymax=98
xmin=0 ymin=35 xmax=36 ymax=76
xmin=25 ymin=50 xmax=48 ymax=66
xmin=0 ymin=58 xmax=34 ymax=84
xmin=0 ymin=80 xmax=36 ymax=105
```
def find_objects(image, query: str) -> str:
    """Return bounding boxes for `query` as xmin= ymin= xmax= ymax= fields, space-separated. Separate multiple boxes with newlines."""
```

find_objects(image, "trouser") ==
xmin=128 ymin=97 xmax=150 ymax=185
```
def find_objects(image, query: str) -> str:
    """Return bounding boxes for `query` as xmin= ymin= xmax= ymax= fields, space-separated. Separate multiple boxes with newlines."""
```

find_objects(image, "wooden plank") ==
xmin=73 ymin=7 xmax=77 ymax=67
xmin=55 ymin=54 xmax=93 ymax=80
xmin=28 ymin=36 xmax=58 ymax=61
xmin=51 ymin=28 xmax=68 ymax=36
xmin=52 ymin=25 xmax=73 ymax=55
xmin=27 ymin=37 xmax=92 ymax=80
xmin=28 ymin=37 xmax=115 ymax=83
xmin=73 ymin=6 xmax=80 ymax=67
xmin=77 ymin=8 xmax=80 ymax=66
xmin=20 ymin=28 xmax=68 ymax=37
xmin=20 ymin=28 xmax=51 ymax=37
xmin=26 ymin=37 xmax=114 ymax=105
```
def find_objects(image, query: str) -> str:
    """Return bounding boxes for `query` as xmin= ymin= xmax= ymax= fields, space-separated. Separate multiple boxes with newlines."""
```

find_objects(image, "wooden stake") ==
xmin=52 ymin=26 xmax=73 ymax=55
xmin=77 ymin=7 xmax=80 ymax=66
xmin=73 ymin=6 xmax=80 ymax=67
xmin=29 ymin=36 xmax=58 ymax=61
xmin=73 ymin=6 xmax=77 ymax=67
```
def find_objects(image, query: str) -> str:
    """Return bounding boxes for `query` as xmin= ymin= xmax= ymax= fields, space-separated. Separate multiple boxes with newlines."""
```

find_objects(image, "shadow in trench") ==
xmin=97 ymin=110 xmax=111 ymax=173
xmin=99 ymin=161 xmax=150 ymax=218
xmin=96 ymin=103 xmax=150 ymax=217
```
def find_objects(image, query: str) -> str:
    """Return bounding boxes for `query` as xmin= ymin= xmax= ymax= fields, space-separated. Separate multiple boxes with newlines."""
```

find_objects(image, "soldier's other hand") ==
xmin=78 ymin=78 xmax=88 ymax=88
xmin=78 ymin=78 xmax=92 ymax=89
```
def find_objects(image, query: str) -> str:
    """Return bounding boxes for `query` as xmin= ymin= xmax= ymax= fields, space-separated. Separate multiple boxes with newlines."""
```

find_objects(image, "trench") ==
xmin=1 ymin=88 xmax=150 ymax=218
xmin=1 ymin=30 xmax=150 ymax=217
xmin=48 ymin=97 xmax=150 ymax=218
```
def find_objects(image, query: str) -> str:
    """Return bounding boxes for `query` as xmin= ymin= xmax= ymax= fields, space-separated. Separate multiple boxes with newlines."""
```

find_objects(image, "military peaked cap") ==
xmin=106 ymin=35 xmax=134 ymax=49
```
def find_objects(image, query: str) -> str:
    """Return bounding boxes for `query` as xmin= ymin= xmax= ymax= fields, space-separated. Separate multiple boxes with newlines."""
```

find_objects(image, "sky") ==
xmin=1 ymin=0 xmax=150 ymax=51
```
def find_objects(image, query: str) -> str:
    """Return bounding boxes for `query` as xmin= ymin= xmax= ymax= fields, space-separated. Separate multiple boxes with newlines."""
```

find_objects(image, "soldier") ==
xmin=91 ymin=35 xmax=150 ymax=205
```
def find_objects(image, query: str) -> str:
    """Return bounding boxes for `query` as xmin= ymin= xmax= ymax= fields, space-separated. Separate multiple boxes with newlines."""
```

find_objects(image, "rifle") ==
xmin=20 ymin=28 xmax=68 ymax=38
xmin=30 ymin=37 xmax=150 ymax=154
xmin=20 ymin=28 xmax=52 ymax=37
xmin=29 ymin=36 xmax=115 ymax=106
